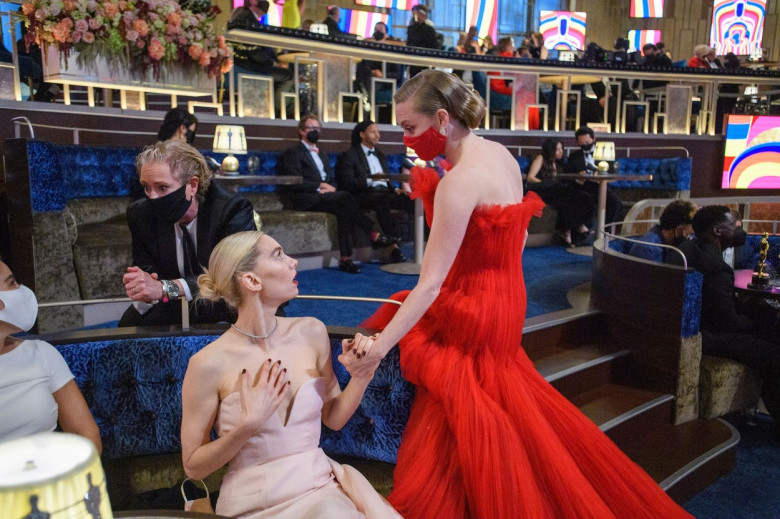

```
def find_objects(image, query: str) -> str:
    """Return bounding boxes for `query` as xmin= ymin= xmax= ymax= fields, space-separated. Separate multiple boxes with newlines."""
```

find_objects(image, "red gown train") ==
xmin=363 ymin=167 xmax=693 ymax=519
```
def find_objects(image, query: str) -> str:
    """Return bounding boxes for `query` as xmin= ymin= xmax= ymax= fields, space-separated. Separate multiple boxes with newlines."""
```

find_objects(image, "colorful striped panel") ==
xmin=710 ymin=0 xmax=767 ymax=56
xmin=722 ymin=115 xmax=780 ymax=189
xmin=465 ymin=0 xmax=498 ymax=44
xmin=354 ymin=0 xmax=415 ymax=9
xmin=539 ymin=11 xmax=587 ymax=51
xmin=340 ymin=9 xmax=391 ymax=39
xmin=630 ymin=0 xmax=664 ymax=18
xmin=628 ymin=30 xmax=662 ymax=52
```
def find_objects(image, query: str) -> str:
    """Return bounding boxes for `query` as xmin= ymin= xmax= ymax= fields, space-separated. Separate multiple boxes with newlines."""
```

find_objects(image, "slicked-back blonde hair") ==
xmin=136 ymin=141 xmax=212 ymax=196
xmin=394 ymin=70 xmax=486 ymax=129
xmin=198 ymin=231 xmax=264 ymax=308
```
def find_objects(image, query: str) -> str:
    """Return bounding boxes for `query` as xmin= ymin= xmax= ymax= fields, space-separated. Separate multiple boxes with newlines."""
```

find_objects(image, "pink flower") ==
xmin=217 ymin=35 xmax=226 ymax=49
xmin=221 ymin=57 xmax=233 ymax=74
xmin=52 ymin=21 xmax=71 ymax=42
xmin=61 ymin=17 xmax=74 ymax=28
xmin=132 ymin=19 xmax=149 ymax=36
xmin=148 ymin=38 xmax=165 ymax=60
xmin=86 ymin=1 xmax=98 ymax=12
xmin=178 ymin=36 xmax=187 ymax=45
xmin=103 ymin=2 xmax=118 ymax=18
xmin=166 ymin=23 xmax=180 ymax=36
xmin=166 ymin=12 xmax=181 ymax=25
xmin=136 ymin=39 xmax=145 ymax=48
xmin=21 ymin=3 xmax=34 ymax=15
xmin=122 ymin=10 xmax=135 ymax=22
xmin=74 ymin=18 xmax=88 ymax=33
xmin=125 ymin=29 xmax=138 ymax=42
xmin=63 ymin=0 xmax=77 ymax=11
xmin=198 ymin=52 xmax=211 ymax=67
xmin=82 ymin=31 xmax=95 ymax=43
xmin=188 ymin=44 xmax=202 ymax=59
xmin=117 ymin=1 xmax=128 ymax=10
xmin=88 ymin=17 xmax=101 ymax=30
xmin=71 ymin=30 xmax=82 ymax=43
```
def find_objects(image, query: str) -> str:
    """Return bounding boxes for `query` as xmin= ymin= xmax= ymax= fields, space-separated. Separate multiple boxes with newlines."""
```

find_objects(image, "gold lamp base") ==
xmin=221 ymin=153 xmax=240 ymax=175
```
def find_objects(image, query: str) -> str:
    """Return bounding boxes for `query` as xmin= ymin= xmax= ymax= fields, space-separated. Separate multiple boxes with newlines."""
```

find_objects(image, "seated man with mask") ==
xmin=119 ymin=141 xmax=256 ymax=327
xmin=628 ymin=200 xmax=697 ymax=263
xmin=673 ymin=205 xmax=780 ymax=438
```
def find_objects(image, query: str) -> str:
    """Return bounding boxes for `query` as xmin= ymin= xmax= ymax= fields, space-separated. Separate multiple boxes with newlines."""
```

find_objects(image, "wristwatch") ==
xmin=161 ymin=280 xmax=182 ymax=302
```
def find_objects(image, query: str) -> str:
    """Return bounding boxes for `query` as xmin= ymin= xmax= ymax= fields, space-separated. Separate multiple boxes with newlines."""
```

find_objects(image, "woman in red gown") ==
xmin=348 ymin=70 xmax=693 ymax=519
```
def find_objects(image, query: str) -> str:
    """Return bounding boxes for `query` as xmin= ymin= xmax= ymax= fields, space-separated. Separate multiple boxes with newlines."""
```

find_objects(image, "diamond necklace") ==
xmin=231 ymin=318 xmax=278 ymax=340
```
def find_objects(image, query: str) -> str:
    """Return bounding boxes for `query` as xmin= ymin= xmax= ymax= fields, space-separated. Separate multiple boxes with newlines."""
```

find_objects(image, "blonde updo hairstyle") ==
xmin=394 ymin=70 xmax=486 ymax=130
xmin=198 ymin=231 xmax=265 ymax=308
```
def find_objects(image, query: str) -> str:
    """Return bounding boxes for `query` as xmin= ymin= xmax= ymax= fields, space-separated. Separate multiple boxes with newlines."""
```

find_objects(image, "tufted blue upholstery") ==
xmin=609 ymin=157 xmax=691 ymax=190
xmin=54 ymin=333 xmax=412 ymax=463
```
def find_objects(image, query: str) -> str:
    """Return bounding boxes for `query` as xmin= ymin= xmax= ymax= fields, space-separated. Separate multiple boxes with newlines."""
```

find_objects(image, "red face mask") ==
xmin=403 ymin=124 xmax=447 ymax=161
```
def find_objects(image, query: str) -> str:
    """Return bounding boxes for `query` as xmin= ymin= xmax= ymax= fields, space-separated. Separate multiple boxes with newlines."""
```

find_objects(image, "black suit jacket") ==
xmin=278 ymin=142 xmax=336 ymax=210
xmin=335 ymin=145 xmax=390 ymax=195
xmin=676 ymin=238 xmax=754 ymax=334
xmin=406 ymin=22 xmax=439 ymax=50
xmin=127 ymin=182 xmax=255 ymax=298
xmin=564 ymin=149 xmax=593 ymax=174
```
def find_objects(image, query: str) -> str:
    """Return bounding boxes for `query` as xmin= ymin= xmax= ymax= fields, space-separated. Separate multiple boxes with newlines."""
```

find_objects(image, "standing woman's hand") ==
xmin=340 ymin=334 xmax=381 ymax=379
xmin=237 ymin=360 xmax=289 ymax=435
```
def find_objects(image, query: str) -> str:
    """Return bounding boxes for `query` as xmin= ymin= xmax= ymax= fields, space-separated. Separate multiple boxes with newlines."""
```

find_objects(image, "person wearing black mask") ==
xmin=628 ymin=199 xmax=697 ymax=262
xmin=157 ymin=107 xmax=198 ymax=144
xmin=673 ymin=205 xmax=780 ymax=438
xmin=277 ymin=114 xmax=398 ymax=273
xmin=119 ymin=141 xmax=256 ymax=326
xmin=564 ymin=126 xmax=623 ymax=225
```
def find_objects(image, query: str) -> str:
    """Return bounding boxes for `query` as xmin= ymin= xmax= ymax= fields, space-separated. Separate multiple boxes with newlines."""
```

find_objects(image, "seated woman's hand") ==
xmin=339 ymin=334 xmax=380 ymax=379
xmin=237 ymin=360 xmax=289 ymax=435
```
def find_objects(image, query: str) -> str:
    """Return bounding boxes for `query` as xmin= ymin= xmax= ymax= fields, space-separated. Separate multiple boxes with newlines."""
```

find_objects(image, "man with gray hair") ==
xmin=119 ymin=141 xmax=255 ymax=326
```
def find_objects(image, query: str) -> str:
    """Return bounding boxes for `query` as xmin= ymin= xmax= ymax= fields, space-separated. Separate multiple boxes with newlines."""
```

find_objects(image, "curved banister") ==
xmin=599 ymin=221 xmax=689 ymax=270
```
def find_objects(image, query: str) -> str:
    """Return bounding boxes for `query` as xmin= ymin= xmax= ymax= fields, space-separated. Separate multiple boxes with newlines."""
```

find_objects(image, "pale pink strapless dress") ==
xmin=215 ymin=377 xmax=403 ymax=519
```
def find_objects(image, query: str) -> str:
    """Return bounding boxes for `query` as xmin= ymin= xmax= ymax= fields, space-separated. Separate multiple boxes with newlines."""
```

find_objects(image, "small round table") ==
xmin=733 ymin=269 xmax=780 ymax=299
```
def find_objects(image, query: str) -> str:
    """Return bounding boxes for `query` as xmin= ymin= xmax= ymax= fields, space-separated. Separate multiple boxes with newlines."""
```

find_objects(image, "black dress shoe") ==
xmin=388 ymin=247 xmax=407 ymax=264
xmin=371 ymin=234 xmax=400 ymax=249
xmin=339 ymin=258 xmax=361 ymax=274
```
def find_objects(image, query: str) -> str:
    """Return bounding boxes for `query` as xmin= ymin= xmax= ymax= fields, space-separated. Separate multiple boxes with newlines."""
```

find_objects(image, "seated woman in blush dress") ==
xmin=0 ymin=259 xmax=101 ymax=452
xmin=180 ymin=231 xmax=402 ymax=519
xmin=527 ymin=138 xmax=594 ymax=247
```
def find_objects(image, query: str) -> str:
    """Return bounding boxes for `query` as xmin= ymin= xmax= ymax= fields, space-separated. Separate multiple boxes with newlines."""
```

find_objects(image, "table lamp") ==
xmin=593 ymin=141 xmax=616 ymax=174
xmin=0 ymin=432 xmax=112 ymax=519
xmin=213 ymin=125 xmax=247 ymax=175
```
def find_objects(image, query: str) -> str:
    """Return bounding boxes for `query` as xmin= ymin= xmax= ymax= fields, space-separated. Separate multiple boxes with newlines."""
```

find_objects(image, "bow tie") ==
xmin=367 ymin=149 xmax=376 ymax=156
xmin=310 ymin=146 xmax=319 ymax=153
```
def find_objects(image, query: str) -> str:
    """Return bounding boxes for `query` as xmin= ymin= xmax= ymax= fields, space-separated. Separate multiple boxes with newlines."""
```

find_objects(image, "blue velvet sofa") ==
xmin=43 ymin=326 xmax=412 ymax=508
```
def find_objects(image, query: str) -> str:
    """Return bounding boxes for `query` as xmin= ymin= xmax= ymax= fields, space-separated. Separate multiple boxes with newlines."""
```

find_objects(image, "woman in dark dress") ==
xmin=526 ymin=138 xmax=594 ymax=247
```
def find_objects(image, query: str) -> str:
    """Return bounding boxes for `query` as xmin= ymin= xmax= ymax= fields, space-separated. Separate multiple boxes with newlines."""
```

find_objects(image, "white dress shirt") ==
xmin=362 ymin=144 xmax=387 ymax=188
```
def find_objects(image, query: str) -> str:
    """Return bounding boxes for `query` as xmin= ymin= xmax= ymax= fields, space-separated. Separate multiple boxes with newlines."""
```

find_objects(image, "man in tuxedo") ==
xmin=278 ymin=114 xmax=397 ymax=273
xmin=335 ymin=120 xmax=412 ymax=264
xmin=564 ymin=126 xmax=623 ymax=225
xmin=406 ymin=4 xmax=439 ymax=77
xmin=119 ymin=141 xmax=256 ymax=326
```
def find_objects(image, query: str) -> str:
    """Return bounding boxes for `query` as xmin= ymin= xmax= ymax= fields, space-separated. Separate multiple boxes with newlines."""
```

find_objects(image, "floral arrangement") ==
xmin=21 ymin=0 xmax=233 ymax=79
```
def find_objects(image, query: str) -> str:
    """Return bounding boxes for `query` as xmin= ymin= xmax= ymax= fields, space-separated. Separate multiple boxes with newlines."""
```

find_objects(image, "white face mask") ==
xmin=0 ymin=284 xmax=39 ymax=332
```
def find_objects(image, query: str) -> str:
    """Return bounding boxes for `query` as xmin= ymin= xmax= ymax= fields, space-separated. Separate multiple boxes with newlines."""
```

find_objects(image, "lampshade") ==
xmin=213 ymin=125 xmax=247 ymax=175
xmin=0 ymin=432 xmax=113 ymax=519
xmin=593 ymin=141 xmax=615 ymax=162
xmin=744 ymin=86 xmax=758 ymax=97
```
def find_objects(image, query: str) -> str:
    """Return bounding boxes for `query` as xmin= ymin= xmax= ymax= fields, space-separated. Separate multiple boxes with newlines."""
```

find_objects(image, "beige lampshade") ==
xmin=0 ymin=432 xmax=112 ymax=519
xmin=213 ymin=125 xmax=247 ymax=155
xmin=593 ymin=141 xmax=615 ymax=162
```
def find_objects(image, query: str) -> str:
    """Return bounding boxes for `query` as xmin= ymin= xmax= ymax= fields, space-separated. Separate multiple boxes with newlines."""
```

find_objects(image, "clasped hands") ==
xmin=339 ymin=333 xmax=381 ymax=379
xmin=123 ymin=266 xmax=163 ymax=303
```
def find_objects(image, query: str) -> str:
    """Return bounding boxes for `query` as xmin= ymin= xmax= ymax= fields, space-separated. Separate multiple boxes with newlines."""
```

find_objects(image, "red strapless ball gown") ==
xmin=363 ymin=167 xmax=693 ymax=519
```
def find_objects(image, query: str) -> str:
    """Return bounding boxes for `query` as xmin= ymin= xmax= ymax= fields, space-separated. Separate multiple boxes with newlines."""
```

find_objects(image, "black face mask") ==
xmin=580 ymin=142 xmax=595 ymax=153
xmin=731 ymin=227 xmax=747 ymax=248
xmin=185 ymin=128 xmax=196 ymax=145
xmin=373 ymin=30 xmax=385 ymax=41
xmin=148 ymin=182 xmax=192 ymax=224
xmin=306 ymin=130 xmax=320 ymax=143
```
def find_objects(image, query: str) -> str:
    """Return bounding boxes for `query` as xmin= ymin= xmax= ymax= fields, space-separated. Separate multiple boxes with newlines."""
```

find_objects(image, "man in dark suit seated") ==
xmin=119 ymin=141 xmax=256 ymax=326
xmin=277 ymin=114 xmax=398 ymax=273
xmin=673 ymin=205 xmax=780 ymax=436
xmin=335 ymin=120 xmax=412 ymax=264
xmin=564 ymin=126 xmax=623 ymax=225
